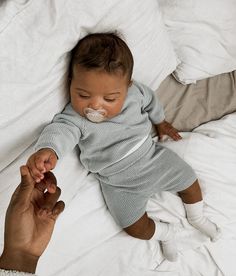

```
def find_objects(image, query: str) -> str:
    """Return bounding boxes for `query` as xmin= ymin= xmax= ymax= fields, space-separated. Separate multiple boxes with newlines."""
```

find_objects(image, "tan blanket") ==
xmin=156 ymin=71 xmax=236 ymax=131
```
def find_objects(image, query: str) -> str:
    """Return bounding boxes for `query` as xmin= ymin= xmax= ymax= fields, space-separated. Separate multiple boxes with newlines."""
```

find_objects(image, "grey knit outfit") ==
xmin=35 ymin=81 xmax=197 ymax=228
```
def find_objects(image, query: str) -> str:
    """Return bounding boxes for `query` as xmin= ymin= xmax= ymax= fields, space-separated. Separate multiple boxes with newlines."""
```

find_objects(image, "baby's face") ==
xmin=70 ymin=65 xmax=131 ymax=122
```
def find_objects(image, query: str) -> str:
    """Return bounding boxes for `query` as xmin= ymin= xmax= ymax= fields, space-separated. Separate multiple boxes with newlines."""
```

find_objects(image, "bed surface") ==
xmin=40 ymin=113 xmax=236 ymax=275
xmin=1 ymin=112 xmax=235 ymax=276
xmin=1 ymin=1 xmax=236 ymax=275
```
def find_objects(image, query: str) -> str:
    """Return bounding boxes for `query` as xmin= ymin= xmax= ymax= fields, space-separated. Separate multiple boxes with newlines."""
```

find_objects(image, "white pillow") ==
xmin=0 ymin=0 xmax=32 ymax=32
xmin=0 ymin=0 xmax=177 ymax=171
xmin=0 ymin=0 xmax=108 ymax=171
xmin=159 ymin=0 xmax=236 ymax=84
xmin=90 ymin=0 xmax=178 ymax=90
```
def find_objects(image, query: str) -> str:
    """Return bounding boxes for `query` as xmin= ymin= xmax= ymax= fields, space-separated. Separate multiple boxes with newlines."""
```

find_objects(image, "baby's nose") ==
xmin=89 ymin=99 xmax=102 ymax=110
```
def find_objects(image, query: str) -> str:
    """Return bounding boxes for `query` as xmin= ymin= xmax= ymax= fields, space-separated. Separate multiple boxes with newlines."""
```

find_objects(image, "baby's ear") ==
xmin=128 ymin=80 xmax=133 ymax=87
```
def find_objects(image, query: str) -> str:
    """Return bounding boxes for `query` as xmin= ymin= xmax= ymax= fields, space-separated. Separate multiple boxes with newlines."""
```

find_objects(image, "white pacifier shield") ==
xmin=84 ymin=107 xmax=107 ymax=123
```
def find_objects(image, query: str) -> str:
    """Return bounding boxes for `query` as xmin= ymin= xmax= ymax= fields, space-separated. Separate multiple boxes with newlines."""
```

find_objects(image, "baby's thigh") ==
xmin=151 ymin=145 xmax=197 ymax=192
xmin=100 ymin=184 xmax=149 ymax=229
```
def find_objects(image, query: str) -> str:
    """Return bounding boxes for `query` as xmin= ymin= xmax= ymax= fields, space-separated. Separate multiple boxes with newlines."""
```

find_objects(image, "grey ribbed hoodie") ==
xmin=35 ymin=81 xmax=165 ymax=173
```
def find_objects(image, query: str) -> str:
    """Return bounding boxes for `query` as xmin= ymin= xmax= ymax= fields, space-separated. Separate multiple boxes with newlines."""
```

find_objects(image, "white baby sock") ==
xmin=151 ymin=220 xmax=178 ymax=262
xmin=184 ymin=200 xmax=221 ymax=242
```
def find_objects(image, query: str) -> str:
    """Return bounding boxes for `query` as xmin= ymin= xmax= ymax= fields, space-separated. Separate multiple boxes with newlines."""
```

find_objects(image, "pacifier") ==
xmin=84 ymin=107 xmax=107 ymax=123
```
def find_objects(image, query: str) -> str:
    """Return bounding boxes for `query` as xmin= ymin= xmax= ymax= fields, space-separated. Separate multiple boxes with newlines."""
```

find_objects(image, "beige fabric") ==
xmin=156 ymin=71 xmax=236 ymax=131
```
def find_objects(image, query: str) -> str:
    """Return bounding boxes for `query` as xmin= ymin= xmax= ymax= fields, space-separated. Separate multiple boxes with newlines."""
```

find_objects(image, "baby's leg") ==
xmin=179 ymin=180 xmax=221 ymax=241
xmin=124 ymin=213 xmax=178 ymax=262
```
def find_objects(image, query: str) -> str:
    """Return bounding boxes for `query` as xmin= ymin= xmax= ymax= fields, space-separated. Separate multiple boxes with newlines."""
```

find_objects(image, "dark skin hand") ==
xmin=155 ymin=120 xmax=182 ymax=141
xmin=0 ymin=166 xmax=65 ymax=273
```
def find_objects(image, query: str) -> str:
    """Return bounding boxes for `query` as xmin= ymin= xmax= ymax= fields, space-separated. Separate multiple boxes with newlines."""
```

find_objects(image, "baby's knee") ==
xmin=123 ymin=213 xmax=155 ymax=240
xmin=179 ymin=179 xmax=201 ymax=195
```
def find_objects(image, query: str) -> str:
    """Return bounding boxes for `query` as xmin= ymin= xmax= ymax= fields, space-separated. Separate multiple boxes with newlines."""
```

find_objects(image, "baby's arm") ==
xmin=27 ymin=104 xmax=82 ymax=181
xmin=138 ymin=82 xmax=165 ymax=124
xmin=139 ymin=82 xmax=181 ymax=141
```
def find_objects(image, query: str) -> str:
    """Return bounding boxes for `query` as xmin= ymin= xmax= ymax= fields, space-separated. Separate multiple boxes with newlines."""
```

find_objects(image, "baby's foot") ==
xmin=151 ymin=220 xmax=178 ymax=262
xmin=184 ymin=201 xmax=221 ymax=242
xmin=160 ymin=237 xmax=178 ymax=262
xmin=188 ymin=216 xmax=221 ymax=242
xmin=160 ymin=224 xmax=178 ymax=262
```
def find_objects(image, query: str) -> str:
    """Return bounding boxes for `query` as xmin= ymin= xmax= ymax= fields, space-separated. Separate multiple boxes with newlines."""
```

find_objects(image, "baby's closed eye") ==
xmin=104 ymin=98 xmax=116 ymax=102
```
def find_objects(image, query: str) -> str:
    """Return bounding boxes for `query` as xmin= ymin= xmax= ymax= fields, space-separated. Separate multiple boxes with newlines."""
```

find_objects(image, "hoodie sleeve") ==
xmin=35 ymin=104 xmax=82 ymax=159
xmin=136 ymin=81 xmax=165 ymax=124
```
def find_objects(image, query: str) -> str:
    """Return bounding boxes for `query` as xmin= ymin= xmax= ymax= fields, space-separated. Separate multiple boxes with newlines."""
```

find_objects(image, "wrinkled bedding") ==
xmin=1 ymin=1 xmax=236 ymax=275
xmin=1 ymin=113 xmax=235 ymax=275
xmin=159 ymin=0 xmax=236 ymax=84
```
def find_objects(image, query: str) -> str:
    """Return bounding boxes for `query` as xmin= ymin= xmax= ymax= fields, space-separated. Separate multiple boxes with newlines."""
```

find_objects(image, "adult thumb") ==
xmin=18 ymin=165 xmax=35 ymax=204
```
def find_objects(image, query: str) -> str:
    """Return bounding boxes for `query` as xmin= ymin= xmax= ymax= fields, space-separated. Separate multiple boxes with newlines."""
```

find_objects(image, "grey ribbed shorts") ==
xmin=95 ymin=140 xmax=197 ymax=228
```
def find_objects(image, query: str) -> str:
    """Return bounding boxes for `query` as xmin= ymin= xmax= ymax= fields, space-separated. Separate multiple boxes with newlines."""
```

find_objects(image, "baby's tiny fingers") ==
xmin=176 ymin=133 xmax=182 ymax=139
xmin=174 ymin=130 xmax=182 ymax=138
xmin=35 ymin=155 xmax=47 ymax=172
xmin=173 ymin=133 xmax=182 ymax=141
xmin=29 ymin=160 xmax=44 ymax=182
xmin=167 ymin=130 xmax=180 ymax=141
xmin=44 ymin=162 xmax=54 ymax=172
xmin=169 ymin=127 xmax=179 ymax=135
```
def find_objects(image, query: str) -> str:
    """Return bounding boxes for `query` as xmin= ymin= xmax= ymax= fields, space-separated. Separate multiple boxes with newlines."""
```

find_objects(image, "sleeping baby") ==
xmin=26 ymin=32 xmax=221 ymax=262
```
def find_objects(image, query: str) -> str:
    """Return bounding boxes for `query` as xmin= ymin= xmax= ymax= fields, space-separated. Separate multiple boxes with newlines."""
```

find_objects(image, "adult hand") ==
xmin=0 ymin=166 xmax=65 ymax=273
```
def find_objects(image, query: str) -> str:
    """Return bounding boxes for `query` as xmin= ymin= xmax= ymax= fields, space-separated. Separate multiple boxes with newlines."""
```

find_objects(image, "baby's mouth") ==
xmin=84 ymin=107 xmax=107 ymax=123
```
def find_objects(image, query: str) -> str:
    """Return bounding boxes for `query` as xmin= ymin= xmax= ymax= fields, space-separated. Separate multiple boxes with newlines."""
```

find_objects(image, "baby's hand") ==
xmin=26 ymin=148 xmax=58 ymax=183
xmin=155 ymin=120 xmax=182 ymax=141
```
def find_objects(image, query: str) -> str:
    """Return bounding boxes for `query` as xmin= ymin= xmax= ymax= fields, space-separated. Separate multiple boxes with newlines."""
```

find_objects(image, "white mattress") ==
xmin=1 ymin=112 xmax=235 ymax=276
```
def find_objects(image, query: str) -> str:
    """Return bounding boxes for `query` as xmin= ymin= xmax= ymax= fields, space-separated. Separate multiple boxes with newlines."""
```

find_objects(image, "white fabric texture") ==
xmin=0 ymin=0 xmax=178 ymax=172
xmin=91 ymin=0 xmax=178 ymax=89
xmin=0 ymin=0 xmax=32 ymax=32
xmin=1 ymin=0 xmax=236 ymax=275
xmin=159 ymin=0 xmax=236 ymax=84
xmin=0 ymin=269 xmax=35 ymax=276
xmin=1 ymin=113 xmax=236 ymax=276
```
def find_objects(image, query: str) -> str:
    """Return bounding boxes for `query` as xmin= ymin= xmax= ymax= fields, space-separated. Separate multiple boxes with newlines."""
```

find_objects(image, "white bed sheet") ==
xmin=0 ymin=1 xmax=235 ymax=275
xmin=1 ymin=113 xmax=235 ymax=276
xmin=0 ymin=0 xmax=178 ymax=172
xmin=158 ymin=0 xmax=236 ymax=84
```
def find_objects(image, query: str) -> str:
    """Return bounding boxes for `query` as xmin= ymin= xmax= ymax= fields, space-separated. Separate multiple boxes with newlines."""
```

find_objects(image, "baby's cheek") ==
xmin=77 ymin=108 xmax=85 ymax=117
xmin=71 ymin=101 xmax=84 ymax=116
xmin=106 ymin=106 xmax=122 ymax=118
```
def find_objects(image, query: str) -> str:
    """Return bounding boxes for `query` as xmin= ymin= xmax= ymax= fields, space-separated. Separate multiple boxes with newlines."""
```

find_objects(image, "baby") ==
xmin=27 ymin=32 xmax=221 ymax=262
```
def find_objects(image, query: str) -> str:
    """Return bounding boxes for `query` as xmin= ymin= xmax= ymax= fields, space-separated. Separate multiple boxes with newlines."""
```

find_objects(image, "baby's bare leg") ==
xmin=124 ymin=213 xmax=155 ymax=240
xmin=124 ymin=213 xmax=178 ymax=262
xmin=178 ymin=180 xmax=202 ymax=204
xmin=179 ymin=180 xmax=221 ymax=241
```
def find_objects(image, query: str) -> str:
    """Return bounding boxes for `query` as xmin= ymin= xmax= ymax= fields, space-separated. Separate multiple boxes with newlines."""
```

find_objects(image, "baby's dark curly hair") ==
xmin=70 ymin=32 xmax=134 ymax=81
